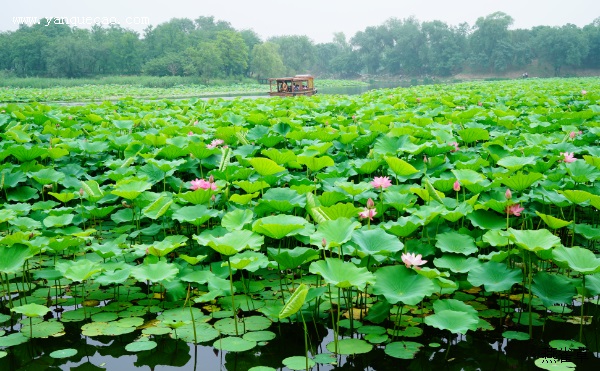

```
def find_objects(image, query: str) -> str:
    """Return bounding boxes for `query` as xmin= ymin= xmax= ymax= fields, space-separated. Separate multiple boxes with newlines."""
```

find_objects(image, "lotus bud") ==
xmin=208 ymin=175 xmax=214 ymax=183
xmin=569 ymin=131 xmax=576 ymax=139
xmin=366 ymin=198 xmax=375 ymax=209
xmin=321 ymin=238 xmax=327 ymax=248
xmin=44 ymin=184 xmax=53 ymax=189
xmin=79 ymin=188 xmax=84 ymax=197
xmin=505 ymin=188 xmax=512 ymax=200
xmin=211 ymin=194 xmax=216 ymax=202
xmin=423 ymin=155 xmax=428 ymax=163
xmin=453 ymin=180 xmax=460 ymax=192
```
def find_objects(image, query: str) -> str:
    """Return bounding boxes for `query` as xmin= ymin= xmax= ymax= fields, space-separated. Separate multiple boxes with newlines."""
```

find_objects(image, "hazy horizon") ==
xmin=3 ymin=0 xmax=599 ymax=43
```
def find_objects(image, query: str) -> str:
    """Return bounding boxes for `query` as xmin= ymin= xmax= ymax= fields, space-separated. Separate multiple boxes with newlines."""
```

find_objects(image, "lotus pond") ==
xmin=1 ymin=78 xmax=600 ymax=370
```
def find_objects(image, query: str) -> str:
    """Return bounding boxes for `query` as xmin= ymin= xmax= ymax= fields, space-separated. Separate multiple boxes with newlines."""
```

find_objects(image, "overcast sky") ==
xmin=3 ymin=0 xmax=599 ymax=43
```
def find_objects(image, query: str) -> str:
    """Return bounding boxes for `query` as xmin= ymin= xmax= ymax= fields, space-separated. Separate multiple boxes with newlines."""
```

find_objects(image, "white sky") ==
xmin=2 ymin=0 xmax=599 ymax=43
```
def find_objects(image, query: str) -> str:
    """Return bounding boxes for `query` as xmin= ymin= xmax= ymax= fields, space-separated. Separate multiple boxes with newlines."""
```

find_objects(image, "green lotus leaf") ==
xmin=335 ymin=181 xmax=371 ymax=196
xmin=7 ymin=186 xmax=39 ymax=202
xmin=350 ymin=228 xmax=404 ymax=257
xmin=0 ymin=333 xmax=29 ymax=347
xmin=558 ymin=190 xmax=593 ymax=205
xmin=221 ymin=209 xmax=254 ymax=231
xmin=256 ymin=188 xmax=305 ymax=214
xmin=279 ymin=283 xmax=309 ymax=319
xmin=326 ymin=338 xmax=372 ymax=355
xmin=424 ymin=299 xmax=479 ymax=334
xmin=95 ymin=266 xmax=132 ymax=286
xmin=467 ymin=261 xmax=523 ymax=292
xmin=354 ymin=159 xmax=382 ymax=174
xmin=131 ymin=261 xmax=179 ymax=283
xmin=261 ymin=148 xmax=297 ymax=165
xmin=213 ymin=336 xmax=257 ymax=352
xmin=146 ymin=235 xmax=188 ymax=257
xmin=29 ymin=168 xmax=65 ymax=184
xmin=497 ymin=156 xmax=537 ymax=171
xmin=384 ymin=341 xmax=423 ymax=359
xmin=267 ymin=247 xmax=320 ymax=270
xmin=232 ymin=180 xmax=270 ymax=194
xmin=43 ymin=213 xmax=74 ymax=228
xmin=502 ymin=331 xmax=530 ymax=341
xmin=125 ymin=340 xmax=157 ymax=352
xmin=534 ymin=358 xmax=576 ymax=370
xmin=310 ymin=217 xmax=360 ymax=249
xmin=178 ymin=254 xmax=208 ymax=265
xmin=49 ymin=348 xmax=78 ymax=359
xmin=48 ymin=191 xmax=76 ymax=203
xmin=0 ymin=244 xmax=36 ymax=274
xmin=8 ymin=145 xmax=48 ymax=162
xmin=451 ymin=169 xmax=486 ymax=185
xmin=248 ymin=157 xmax=286 ymax=176
xmin=172 ymin=204 xmax=220 ymax=226
xmin=282 ymin=356 xmax=316 ymax=371
xmin=252 ymin=215 xmax=307 ymax=239
xmin=532 ymin=272 xmax=577 ymax=307
xmin=81 ymin=180 xmax=105 ymax=202
xmin=142 ymin=194 xmax=173 ymax=220
xmin=385 ymin=156 xmax=419 ymax=177
xmin=20 ymin=320 xmax=64 ymax=338
xmin=177 ymin=189 xmax=213 ymax=205
xmin=309 ymin=258 xmax=375 ymax=289
xmin=458 ymin=127 xmax=489 ymax=143
xmin=566 ymin=160 xmax=600 ymax=183
xmin=320 ymin=203 xmax=362 ymax=220
xmin=382 ymin=216 xmax=422 ymax=237
xmin=434 ymin=255 xmax=481 ymax=273
xmin=146 ymin=158 xmax=185 ymax=173
xmin=111 ymin=179 xmax=152 ymax=200
xmin=552 ymin=246 xmax=600 ymax=274
xmin=435 ymin=231 xmax=477 ymax=255
xmin=11 ymin=303 xmax=50 ymax=317
xmin=509 ymin=228 xmax=561 ymax=252
xmin=298 ymin=155 xmax=334 ymax=172
xmin=536 ymin=211 xmax=572 ymax=229
xmin=572 ymin=223 xmax=600 ymax=240
xmin=57 ymin=259 xmax=102 ymax=282
xmin=372 ymin=265 xmax=435 ymax=305
xmin=187 ymin=142 xmax=219 ymax=159
xmin=468 ymin=210 xmax=507 ymax=230
xmin=205 ymin=230 xmax=264 ymax=256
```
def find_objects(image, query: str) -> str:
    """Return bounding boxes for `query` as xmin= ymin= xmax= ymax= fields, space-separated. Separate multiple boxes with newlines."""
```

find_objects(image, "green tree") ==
xmin=469 ymin=12 xmax=514 ymax=72
xmin=142 ymin=53 xmax=185 ymax=76
xmin=269 ymin=35 xmax=316 ymax=75
xmin=44 ymin=29 xmax=98 ymax=77
xmin=249 ymin=42 xmax=285 ymax=79
xmin=533 ymin=25 xmax=589 ymax=75
xmin=215 ymin=31 xmax=249 ymax=76
xmin=183 ymin=42 xmax=223 ymax=82
xmin=350 ymin=26 xmax=387 ymax=74
xmin=382 ymin=17 xmax=427 ymax=75
xmin=421 ymin=20 xmax=466 ymax=76
xmin=582 ymin=18 xmax=600 ymax=68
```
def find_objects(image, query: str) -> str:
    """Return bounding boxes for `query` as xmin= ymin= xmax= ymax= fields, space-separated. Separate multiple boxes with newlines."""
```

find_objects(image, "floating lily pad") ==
xmin=0 ymin=333 xmax=29 ymax=347
xmin=282 ymin=356 xmax=316 ymax=370
xmin=243 ymin=330 xmax=276 ymax=343
xmin=49 ymin=348 xmax=78 ymax=359
xmin=534 ymin=358 xmax=576 ymax=370
xmin=502 ymin=331 xmax=530 ymax=340
xmin=213 ymin=336 xmax=257 ymax=352
xmin=384 ymin=341 xmax=423 ymax=359
xmin=125 ymin=340 xmax=157 ymax=352
xmin=326 ymin=338 xmax=372 ymax=355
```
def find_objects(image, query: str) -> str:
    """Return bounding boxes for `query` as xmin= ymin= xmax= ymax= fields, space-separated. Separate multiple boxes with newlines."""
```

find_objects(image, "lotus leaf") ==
xmin=309 ymin=258 xmax=375 ymax=289
xmin=552 ymin=246 xmax=600 ymax=274
xmin=372 ymin=265 xmax=435 ymax=305
xmin=467 ymin=261 xmax=523 ymax=292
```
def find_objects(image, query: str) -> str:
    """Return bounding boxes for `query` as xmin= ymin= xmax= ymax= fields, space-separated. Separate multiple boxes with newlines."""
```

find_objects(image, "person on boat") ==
xmin=281 ymin=82 xmax=288 ymax=92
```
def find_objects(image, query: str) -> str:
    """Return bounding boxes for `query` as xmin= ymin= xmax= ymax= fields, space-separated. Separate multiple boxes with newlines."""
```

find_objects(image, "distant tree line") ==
xmin=0 ymin=13 xmax=599 ymax=80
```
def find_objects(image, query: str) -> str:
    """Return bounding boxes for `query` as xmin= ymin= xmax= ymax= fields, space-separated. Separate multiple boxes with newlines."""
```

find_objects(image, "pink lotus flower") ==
xmin=582 ymin=90 xmax=587 ymax=95
xmin=505 ymin=188 xmax=512 ymax=200
xmin=366 ymin=198 xmax=375 ymax=209
xmin=453 ymin=180 xmax=460 ymax=192
xmin=569 ymin=131 xmax=576 ymax=139
xmin=371 ymin=176 xmax=392 ymax=189
xmin=401 ymin=252 xmax=427 ymax=269
xmin=450 ymin=142 xmax=459 ymax=152
xmin=190 ymin=178 xmax=217 ymax=191
xmin=560 ymin=152 xmax=576 ymax=163
xmin=506 ymin=204 xmax=524 ymax=216
xmin=207 ymin=139 xmax=224 ymax=149
xmin=358 ymin=208 xmax=377 ymax=220
xmin=188 ymin=131 xmax=193 ymax=136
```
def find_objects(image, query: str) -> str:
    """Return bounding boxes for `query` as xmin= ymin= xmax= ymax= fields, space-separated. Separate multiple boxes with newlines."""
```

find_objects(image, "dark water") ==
xmin=3 ymin=304 xmax=599 ymax=371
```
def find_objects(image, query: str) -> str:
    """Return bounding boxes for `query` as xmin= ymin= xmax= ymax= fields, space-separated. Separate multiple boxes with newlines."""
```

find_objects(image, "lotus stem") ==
xmin=300 ymin=311 xmax=309 ymax=371
xmin=227 ymin=258 xmax=239 ymax=336
xmin=580 ymin=274 xmax=585 ymax=343
xmin=527 ymin=252 xmax=533 ymax=338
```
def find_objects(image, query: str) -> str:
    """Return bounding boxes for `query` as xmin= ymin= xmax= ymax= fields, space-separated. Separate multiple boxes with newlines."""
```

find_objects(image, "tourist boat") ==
xmin=268 ymin=75 xmax=317 ymax=97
